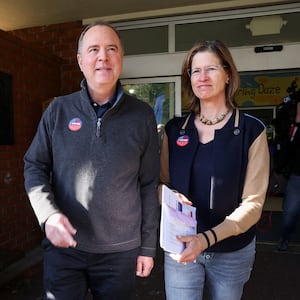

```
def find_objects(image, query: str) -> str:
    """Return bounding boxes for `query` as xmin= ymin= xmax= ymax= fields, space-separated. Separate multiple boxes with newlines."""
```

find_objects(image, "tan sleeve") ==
xmin=158 ymin=132 xmax=170 ymax=204
xmin=213 ymin=129 xmax=270 ymax=241
xmin=160 ymin=132 xmax=170 ymax=185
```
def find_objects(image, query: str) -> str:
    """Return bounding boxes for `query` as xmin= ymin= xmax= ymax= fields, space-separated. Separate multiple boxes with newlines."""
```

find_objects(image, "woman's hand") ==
xmin=170 ymin=233 xmax=207 ymax=264
xmin=174 ymin=191 xmax=193 ymax=206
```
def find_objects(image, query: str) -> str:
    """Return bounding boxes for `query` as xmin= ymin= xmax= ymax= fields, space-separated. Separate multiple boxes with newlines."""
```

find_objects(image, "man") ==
xmin=24 ymin=21 xmax=160 ymax=299
xmin=277 ymin=100 xmax=300 ymax=251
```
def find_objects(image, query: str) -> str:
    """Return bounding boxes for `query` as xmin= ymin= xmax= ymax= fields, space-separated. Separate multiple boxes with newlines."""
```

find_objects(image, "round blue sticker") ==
xmin=68 ymin=118 xmax=82 ymax=131
xmin=176 ymin=135 xmax=189 ymax=147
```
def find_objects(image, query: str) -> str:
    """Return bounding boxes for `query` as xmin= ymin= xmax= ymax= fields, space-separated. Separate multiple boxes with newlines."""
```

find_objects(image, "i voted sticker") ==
xmin=68 ymin=118 xmax=82 ymax=131
xmin=176 ymin=135 xmax=189 ymax=147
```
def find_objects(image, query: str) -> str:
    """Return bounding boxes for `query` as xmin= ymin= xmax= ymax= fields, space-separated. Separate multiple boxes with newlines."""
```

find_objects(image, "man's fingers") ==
xmin=45 ymin=213 xmax=77 ymax=248
xmin=136 ymin=256 xmax=154 ymax=277
xmin=63 ymin=217 xmax=77 ymax=235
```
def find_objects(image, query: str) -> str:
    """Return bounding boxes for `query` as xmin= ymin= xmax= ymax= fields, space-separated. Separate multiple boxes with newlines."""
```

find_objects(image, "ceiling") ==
xmin=0 ymin=0 xmax=297 ymax=31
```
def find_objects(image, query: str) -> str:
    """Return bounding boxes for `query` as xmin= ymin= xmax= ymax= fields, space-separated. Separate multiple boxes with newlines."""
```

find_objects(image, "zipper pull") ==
xmin=96 ymin=118 xmax=101 ymax=137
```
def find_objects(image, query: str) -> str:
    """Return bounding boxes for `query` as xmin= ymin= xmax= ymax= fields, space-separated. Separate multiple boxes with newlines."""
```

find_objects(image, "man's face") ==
xmin=77 ymin=25 xmax=123 ymax=92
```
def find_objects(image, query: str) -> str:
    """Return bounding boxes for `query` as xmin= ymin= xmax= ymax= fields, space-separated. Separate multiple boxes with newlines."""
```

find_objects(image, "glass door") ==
xmin=121 ymin=77 xmax=181 ymax=145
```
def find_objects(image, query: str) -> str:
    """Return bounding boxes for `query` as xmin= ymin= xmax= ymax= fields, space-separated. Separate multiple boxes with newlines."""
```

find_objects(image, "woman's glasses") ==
xmin=188 ymin=65 xmax=226 ymax=78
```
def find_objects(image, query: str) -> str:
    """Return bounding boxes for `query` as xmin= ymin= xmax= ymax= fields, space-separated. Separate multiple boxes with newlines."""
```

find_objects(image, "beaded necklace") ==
xmin=199 ymin=110 xmax=228 ymax=125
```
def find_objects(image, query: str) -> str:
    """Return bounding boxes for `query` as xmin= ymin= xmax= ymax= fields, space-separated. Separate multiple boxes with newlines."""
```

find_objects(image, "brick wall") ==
xmin=11 ymin=21 xmax=84 ymax=95
xmin=0 ymin=21 xmax=93 ymax=256
xmin=0 ymin=30 xmax=62 ymax=254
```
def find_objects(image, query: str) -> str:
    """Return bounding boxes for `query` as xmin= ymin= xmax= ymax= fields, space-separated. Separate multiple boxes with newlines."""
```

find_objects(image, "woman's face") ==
xmin=190 ymin=51 xmax=229 ymax=102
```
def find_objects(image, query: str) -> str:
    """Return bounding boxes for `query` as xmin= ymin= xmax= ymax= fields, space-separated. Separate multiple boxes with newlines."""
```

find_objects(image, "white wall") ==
xmin=121 ymin=43 xmax=300 ymax=79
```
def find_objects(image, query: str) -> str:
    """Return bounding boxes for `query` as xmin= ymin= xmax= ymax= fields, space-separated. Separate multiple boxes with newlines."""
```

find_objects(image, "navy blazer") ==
xmin=165 ymin=109 xmax=266 ymax=252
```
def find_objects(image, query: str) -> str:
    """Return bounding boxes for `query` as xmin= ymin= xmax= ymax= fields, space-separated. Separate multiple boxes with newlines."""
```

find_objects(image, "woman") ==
xmin=160 ymin=40 xmax=270 ymax=300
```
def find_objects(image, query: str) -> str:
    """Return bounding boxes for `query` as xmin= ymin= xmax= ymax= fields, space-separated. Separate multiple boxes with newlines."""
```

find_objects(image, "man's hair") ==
xmin=77 ymin=20 xmax=122 ymax=54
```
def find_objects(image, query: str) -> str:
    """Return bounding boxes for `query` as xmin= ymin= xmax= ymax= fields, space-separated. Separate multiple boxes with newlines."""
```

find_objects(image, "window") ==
xmin=0 ymin=72 xmax=13 ymax=145
xmin=122 ymin=78 xmax=178 ymax=146
xmin=119 ymin=26 xmax=168 ymax=55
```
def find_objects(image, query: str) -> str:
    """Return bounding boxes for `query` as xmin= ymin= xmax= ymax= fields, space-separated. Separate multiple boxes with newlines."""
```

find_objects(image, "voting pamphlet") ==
xmin=160 ymin=184 xmax=197 ymax=254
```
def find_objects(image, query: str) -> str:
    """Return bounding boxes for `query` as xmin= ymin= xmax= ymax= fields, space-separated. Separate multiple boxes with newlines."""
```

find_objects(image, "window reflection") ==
xmin=123 ymin=82 xmax=175 ymax=146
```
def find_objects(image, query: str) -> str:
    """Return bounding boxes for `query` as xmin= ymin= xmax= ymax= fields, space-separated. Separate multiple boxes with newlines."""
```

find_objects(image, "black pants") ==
xmin=281 ymin=175 xmax=300 ymax=240
xmin=42 ymin=239 xmax=139 ymax=300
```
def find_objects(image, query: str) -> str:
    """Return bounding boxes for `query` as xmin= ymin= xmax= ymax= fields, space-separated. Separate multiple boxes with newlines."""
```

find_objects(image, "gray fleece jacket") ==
xmin=24 ymin=79 xmax=160 ymax=257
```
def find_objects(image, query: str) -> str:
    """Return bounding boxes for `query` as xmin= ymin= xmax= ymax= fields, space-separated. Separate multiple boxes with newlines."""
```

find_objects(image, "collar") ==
xmin=180 ymin=108 xmax=240 ymax=135
xmin=80 ymin=78 xmax=123 ymax=108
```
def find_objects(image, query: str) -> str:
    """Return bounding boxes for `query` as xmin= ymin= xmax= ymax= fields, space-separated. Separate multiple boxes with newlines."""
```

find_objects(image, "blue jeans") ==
xmin=164 ymin=238 xmax=256 ymax=300
xmin=281 ymin=174 xmax=300 ymax=241
xmin=42 ymin=239 xmax=138 ymax=300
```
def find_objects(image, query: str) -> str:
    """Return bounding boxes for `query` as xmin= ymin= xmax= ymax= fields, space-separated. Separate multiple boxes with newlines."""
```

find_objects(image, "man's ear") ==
xmin=77 ymin=54 xmax=83 ymax=71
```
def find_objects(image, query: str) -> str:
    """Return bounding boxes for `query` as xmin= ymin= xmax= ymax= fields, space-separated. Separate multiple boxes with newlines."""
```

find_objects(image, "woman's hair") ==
xmin=181 ymin=40 xmax=240 ymax=114
xmin=77 ymin=20 xmax=123 ymax=54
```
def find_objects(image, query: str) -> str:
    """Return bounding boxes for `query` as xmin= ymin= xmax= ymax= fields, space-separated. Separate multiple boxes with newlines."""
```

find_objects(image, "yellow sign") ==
xmin=237 ymin=71 xmax=299 ymax=107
